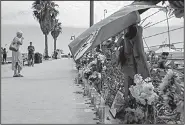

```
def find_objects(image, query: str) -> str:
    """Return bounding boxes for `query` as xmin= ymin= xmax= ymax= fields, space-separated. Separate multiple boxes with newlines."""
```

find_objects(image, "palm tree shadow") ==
xmin=1 ymin=76 xmax=17 ymax=79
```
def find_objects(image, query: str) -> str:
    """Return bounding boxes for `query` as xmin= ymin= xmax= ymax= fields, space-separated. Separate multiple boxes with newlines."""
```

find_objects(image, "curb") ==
xmin=81 ymin=77 xmax=120 ymax=124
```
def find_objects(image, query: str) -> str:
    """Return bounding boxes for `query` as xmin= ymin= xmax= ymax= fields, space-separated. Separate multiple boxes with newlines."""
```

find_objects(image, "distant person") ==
xmin=28 ymin=42 xmax=35 ymax=66
xmin=3 ymin=48 xmax=8 ymax=64
xmin=158 ymin=52 xmax=169 ymax=69
xmin=55 ymin=50 xmax=58 ymax=59
xmin=68 ymin=53 xmax=70 ymax=59
xmin=10 ymin=31 xmax=24 ymax=77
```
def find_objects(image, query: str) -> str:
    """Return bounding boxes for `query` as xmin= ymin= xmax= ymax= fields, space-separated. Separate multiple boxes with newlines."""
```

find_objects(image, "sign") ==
xmin=109 ymin=90 xmax=125 ymax=118
xmin=74 ymin=29 xmax=99 ymax=61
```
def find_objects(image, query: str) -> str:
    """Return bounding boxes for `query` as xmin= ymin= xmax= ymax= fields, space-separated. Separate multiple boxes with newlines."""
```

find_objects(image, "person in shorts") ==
xmin=3 ymin=48 xmax=8 ymax=64
xmin=28 ymin=42 xmax=35 ymax=66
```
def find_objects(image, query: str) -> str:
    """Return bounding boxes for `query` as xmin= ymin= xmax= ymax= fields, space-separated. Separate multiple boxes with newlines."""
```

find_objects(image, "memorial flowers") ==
xmin=129 ymin=74 xmax=158 ymax=105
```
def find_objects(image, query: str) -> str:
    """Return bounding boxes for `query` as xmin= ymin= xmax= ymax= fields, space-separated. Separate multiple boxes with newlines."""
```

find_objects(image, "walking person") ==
xmin=28 ymin=42 xmax=35 ymax=66
xmin=10 ymin=31 xmax=24 ymax=77
xmin=3 ymin=48 xmax=8 ymax=64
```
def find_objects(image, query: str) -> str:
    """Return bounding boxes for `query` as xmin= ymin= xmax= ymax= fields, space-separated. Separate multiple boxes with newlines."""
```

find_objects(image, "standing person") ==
xmin=118 ymin=24 xmax=150 ymax=102
xmin=11 ymin=31 xmax=24 ymax=77
xmin=158 ymin=52 xmax=169 ymax=69
xmin=55 ymin=50 xmax=58 ymax=59
xmin=3 ymin=48 xmax=8 ymax=64
xmin=28 ymin=42 xmax=35 ymax=66
xmin=68 ymin=53 xmax=71 ymax=59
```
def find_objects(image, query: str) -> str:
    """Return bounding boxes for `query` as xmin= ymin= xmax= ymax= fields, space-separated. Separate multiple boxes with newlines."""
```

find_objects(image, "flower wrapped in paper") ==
xmin=129 ymin=74 xmax=158 ymax=105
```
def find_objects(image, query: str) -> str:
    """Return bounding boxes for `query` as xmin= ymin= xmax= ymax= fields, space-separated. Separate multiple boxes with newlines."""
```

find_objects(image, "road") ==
xmin=1 ymin=59 xmax=97 ymax=124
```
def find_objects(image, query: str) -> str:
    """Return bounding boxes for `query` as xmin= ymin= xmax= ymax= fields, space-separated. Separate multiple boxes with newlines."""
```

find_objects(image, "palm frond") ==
xmin=32 ymin=0 xmax=60 ymax=34
xmin=51 ymin=20 xmax=62 ymax=39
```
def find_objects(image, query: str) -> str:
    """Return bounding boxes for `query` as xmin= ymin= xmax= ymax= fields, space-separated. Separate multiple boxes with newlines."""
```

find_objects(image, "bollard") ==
xmin=89 ymin=86 xmax=93 ymax=98
xmin=99 ymin=105 xmax=105 ymax=124
xmin=82 ymin=78 xmax=85 ymax=87
xmin=87 ymin=84 xmax=90 ymax=97
xmin=95 ymin=94 xmax=101 ymax=120
xmin=84 ymin=79 xmax=89 ymax=96
xmin=99 ymin=95 xmax=106 ymax=124
xmin=97 ymin=94 xmax=102 ymax=117
xmin=90 ymin=88 xmax=96 ymax=106
xmin=94 ymin=91 xmax=99 ymax=108
xmin=84 ymin=85 xmax=87 ymax=96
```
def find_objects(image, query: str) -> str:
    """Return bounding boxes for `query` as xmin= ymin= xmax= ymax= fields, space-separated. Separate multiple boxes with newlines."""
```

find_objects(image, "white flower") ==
xmin=129 ymin=85 xmax=140 ymax=99
xmin=134 ymin=74 xmax=144 ymax=85
xmin=145 ymin=77 xmax=151 ymax=82
xmin=88 ymin=60 xmax=97 ymax=68
xmin=97 ymin=54 xmax=106 ymax=63
xmin=84 ymin=68 xmax=91 ymax=74
xmin=89 ymin=74 xmax=97 ymax=79
xmin=138 ymin=97 xmax=146 ymax=105
xmin=147 ymin=92 xmax=158 ymax=105
xmin=97 ymin=73 xmax=101 ymax=79
xmin=143 ymin=82 xmax=154 ymax=95
xmin=103 ymin=66 xmax=107 ymax=71
xmin=140 ymin=92 xmax=148 ymax=99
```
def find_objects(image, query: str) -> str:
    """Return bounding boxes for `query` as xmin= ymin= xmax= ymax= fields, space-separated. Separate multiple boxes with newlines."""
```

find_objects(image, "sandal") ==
xmin=13 ymin=74 xmax=19 ymax=77
xmin=18 ymin=74 xmax=24 ymax=77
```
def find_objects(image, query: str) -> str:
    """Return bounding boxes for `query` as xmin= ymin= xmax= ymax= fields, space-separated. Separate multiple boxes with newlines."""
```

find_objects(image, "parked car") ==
xmin=61 ymin=54 xmax=68 ymax=58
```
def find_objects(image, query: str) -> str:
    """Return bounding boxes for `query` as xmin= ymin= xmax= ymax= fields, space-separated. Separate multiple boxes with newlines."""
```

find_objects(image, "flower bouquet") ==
xmin=156 ymin=69 xmax=184 ymax=124
xmin=129 ymin=74 xmax=158 ymax=106
xmin=83 ymin=67 xmax=92 ymax=79
xmin=128 ymin=74 xmax=158 ymax=123
xmin=89 ymin=71 xmax=98 ymax=82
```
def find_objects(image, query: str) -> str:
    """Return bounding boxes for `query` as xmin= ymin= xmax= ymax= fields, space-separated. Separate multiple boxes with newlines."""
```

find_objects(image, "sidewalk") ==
xmin=1 ymin=59 xmax=97 ymax=124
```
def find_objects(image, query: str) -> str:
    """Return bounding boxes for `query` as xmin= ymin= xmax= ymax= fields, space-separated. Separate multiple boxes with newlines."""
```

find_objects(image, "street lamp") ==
xmin=104 ymin=9 xmax=107 ymax=19
xmin=99 ymin=9 xmax=107 ymax=50
xmin=90 ymin=1 xmax=94 ymax=27
xmin=70 ymin=35 xmax=75 ymax=41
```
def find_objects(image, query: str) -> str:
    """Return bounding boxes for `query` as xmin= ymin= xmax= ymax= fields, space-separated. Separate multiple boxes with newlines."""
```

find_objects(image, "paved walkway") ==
xmin=1 ymin=59 xmax=96 ymax=124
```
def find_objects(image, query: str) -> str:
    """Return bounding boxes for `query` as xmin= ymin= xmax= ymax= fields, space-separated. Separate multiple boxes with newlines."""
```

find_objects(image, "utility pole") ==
xmin=166 ymin=10 xmax=171 ymax=50
xmin=90 ymin=0 xmax=94 ymax=27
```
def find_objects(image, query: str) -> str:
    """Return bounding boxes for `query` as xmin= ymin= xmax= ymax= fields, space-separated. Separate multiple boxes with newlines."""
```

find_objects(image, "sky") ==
xmin=1 ymin=1 xmax=184 ymax=55
xmin=1 ymin=1 xmax=184 ymax=27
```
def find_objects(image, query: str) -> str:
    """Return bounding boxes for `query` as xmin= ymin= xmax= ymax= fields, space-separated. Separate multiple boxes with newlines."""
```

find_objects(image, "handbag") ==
xmin=9 ymin=42 xmax=18 ymax=52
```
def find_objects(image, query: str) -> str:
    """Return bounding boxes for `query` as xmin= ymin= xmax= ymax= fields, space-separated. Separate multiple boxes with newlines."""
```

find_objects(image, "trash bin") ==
xmin=39 ymin=53 xmax=42 ymax=63
xmin=34 ymin=53 xmax=40 ymax=64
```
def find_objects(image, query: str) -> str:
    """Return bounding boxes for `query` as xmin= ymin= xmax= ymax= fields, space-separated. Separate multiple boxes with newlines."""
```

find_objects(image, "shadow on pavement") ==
xmin=1 ymin=76 xmax=16 ymax=79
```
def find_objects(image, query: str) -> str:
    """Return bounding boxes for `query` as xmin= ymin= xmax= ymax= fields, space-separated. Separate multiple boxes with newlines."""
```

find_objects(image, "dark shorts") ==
xmin=28 ymin=53 xmax=34 ymax=61
xmin=3 ymin=54 xmax=7 ymax=59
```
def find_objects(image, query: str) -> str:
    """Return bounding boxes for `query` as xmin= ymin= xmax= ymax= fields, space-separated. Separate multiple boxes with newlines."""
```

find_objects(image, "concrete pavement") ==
xmin=1 ymin=59 xmax=97 ymax=124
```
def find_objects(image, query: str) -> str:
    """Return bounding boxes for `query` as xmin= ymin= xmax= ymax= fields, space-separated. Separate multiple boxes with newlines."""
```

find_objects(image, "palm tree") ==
xmin=51 ymin=19 xmax=62 ymax=51
xmin=32 ymin=0 xmax=59 ymax=58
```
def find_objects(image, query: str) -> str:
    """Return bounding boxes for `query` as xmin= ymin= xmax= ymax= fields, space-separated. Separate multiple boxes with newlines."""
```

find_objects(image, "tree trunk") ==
xmin=54 ymin=38 xmax=57 ymax=51
xmin=45 ymin=34 xmax=49 ymax=58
